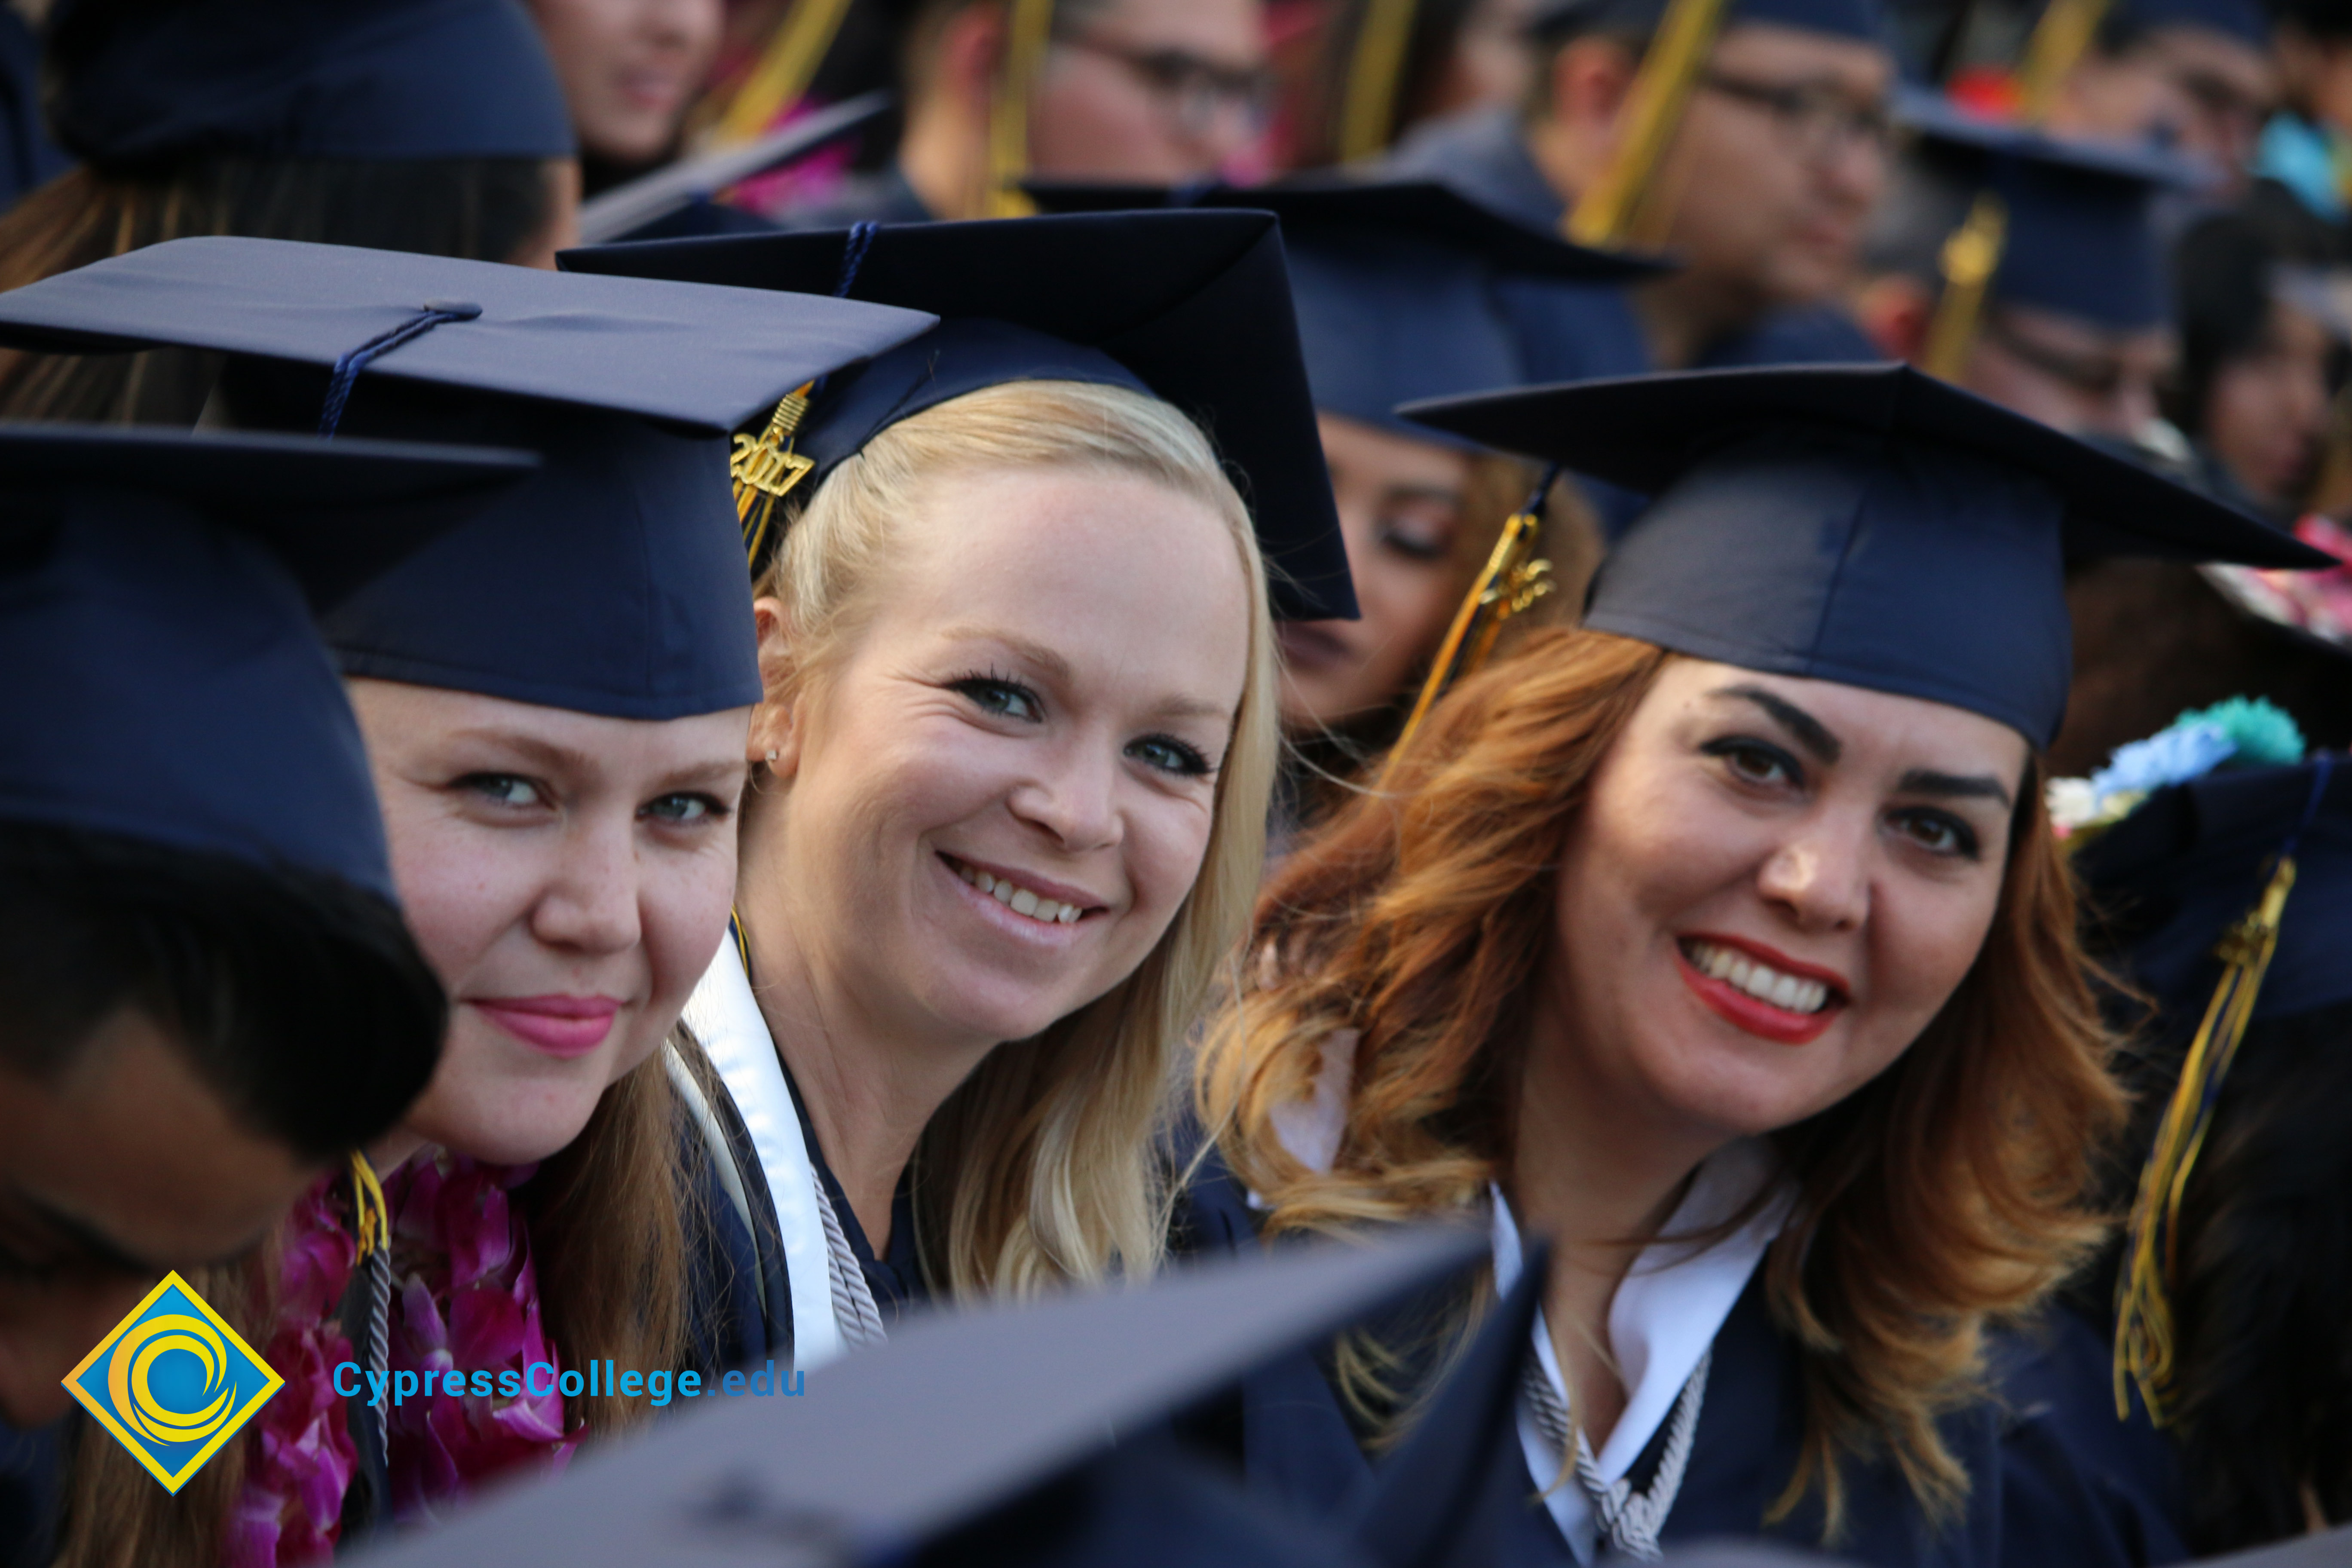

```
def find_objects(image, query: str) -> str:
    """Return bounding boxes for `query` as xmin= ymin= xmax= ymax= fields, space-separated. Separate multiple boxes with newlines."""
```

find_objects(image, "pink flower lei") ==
xmin=380 ymin=1154 xmax=577 ymax=1526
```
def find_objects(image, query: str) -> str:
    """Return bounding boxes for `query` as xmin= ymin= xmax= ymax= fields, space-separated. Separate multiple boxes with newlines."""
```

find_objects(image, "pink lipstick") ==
xmin=472 ymin=995 xmax=622 ymax=1059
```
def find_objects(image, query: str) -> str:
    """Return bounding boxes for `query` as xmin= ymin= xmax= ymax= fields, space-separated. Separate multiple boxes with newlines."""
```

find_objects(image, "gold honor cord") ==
xmin=986 ymin=0 xmax=1058 ymax=217
xmin=348 ymin=1151 xmax=389 ymax=1260
xmin=2113 ymin=854 xmax=2297 ymax=1426
xmin=1337 ymin=0 xmax=1421 ymax=162
xmin=1566 ymin=0 xmax=1730 ymax=247
xmin=715 ymin=0 xmax=859 ymax=147
xmin=733 ymin=382 xmax=818 ymax=568
xmin=1922 ymin=190 xmax=2007 ymax=381
xmin=1384 ymin=499 xmax=1556 ymax=771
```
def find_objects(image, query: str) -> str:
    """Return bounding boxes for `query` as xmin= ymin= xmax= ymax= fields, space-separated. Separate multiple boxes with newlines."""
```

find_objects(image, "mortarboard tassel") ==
xmin=1386 ymin=466 xmax=1561 ymax=767
xmin=1922 ymin=190 xmax=2007 ymax=383
xmin=2113 ymin=755 xmax=2333 ymax=1424
xmin=713 ymin=0 xmax=858 ymax=147
xmin=1566 ymin=0 xmax=1730 ymax=247
xmin=1336 ymin=0 xmax=1421 ymax=162
xmin=986 ymin=0 xmax=1057 ymax=218
xmin=732 ymin=383 xmax=817 ymax=569
xmin=2015 ymin=0 xmax=2115 ymax=121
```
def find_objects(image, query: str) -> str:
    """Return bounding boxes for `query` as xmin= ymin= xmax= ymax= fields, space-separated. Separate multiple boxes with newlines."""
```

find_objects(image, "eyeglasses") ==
xmin=1700 ymin=72 xmax=1893 ymax=162
xmin=1053 ymin=31 xmax=1277 ymax=139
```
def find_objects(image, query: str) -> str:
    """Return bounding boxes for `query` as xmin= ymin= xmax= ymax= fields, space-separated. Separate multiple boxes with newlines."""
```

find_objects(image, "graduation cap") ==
xmin=1022 ymin=178 xmax=1667 ymax=453
xmin=558 ymin=209 xmax=1357 ymax=622
xmin=2113 ymin=0 xmax=2272 ymax=49
xmin=1894 ymin=90 xmax=2196 ymax=354
xmin=341 ymin=1226 xmax=1487 ymax=1568
xmin=0 ymin=237 xmax=938 ymax=719
xmin=1403 ymin=364 xmax=2333 ymax=748
xmin=1529 ymin=0 xmax=1884 ymax=43
xmin=47 ymin=0 xmax=576 ymax=166
xmin=0 ymin=423 xmax=536 ymax=901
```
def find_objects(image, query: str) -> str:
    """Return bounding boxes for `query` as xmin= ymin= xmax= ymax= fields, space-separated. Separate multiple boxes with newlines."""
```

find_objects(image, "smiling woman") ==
xmin=1184 ymin=364 xmax=2332 ymax=1565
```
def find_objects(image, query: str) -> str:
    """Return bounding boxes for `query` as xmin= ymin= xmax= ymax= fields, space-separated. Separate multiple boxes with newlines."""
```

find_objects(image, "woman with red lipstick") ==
xmin=559 ymin=211 xmax=1350 ymax=1360
xmin=1180 ymin=364 xmax=2335 ymax=1565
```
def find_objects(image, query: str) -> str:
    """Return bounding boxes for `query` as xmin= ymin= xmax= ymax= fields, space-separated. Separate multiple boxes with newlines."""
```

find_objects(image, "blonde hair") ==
xmin=753 ymin=377 xmax=1280 ymax=1298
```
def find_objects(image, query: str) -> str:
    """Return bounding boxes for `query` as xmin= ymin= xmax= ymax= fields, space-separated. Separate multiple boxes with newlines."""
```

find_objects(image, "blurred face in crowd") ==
xmin=1535 ymin=659 xmax=2023 ymax=1154
xmin=2203 ymin=297 xmax=2341 ymax=511
xmin=0 ymin=1016 xmax=312 ymax=1427
xmin=1963 ymin=302 xmax=2176 ymax=442
xmin=350 ymin=682 xmax=748 ymax=1167
xmin=1280 ymin=414 xmax=1475 ymax=731
xmin=527 ymin=0 xmax=723 ymax=165
xmin=750 ymin=465 xmax=1250 ymax=1055
xmin=2054 ymin=25 xmax=2276 ymax=189
xmin=1656 ymin=23 xmax=1893 ymax=317
xmin=1029 ymin=0 xmax=1272 ymax=183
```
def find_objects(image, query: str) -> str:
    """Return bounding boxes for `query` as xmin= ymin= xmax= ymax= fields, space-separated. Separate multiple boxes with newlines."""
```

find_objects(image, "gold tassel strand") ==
xmin=1566 ymin=0 xmax=1730 ymax=247
xmin=1384 ymin=491 xmax=1555 ymax=774
xmin=1336 ymin=0 xmax=1421 ymax=162
xmin=732 ymin=382 xmax=817 ymax=569
xmin=986 ymin=0 xmax=1057 ymax=218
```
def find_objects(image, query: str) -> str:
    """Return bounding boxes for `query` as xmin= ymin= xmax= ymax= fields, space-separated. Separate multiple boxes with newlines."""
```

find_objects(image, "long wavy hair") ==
xmin=1199 ymin=627 xmax=2126 ymax=1535
xmin=749 ymin=377 xmax=1281 ymax=1299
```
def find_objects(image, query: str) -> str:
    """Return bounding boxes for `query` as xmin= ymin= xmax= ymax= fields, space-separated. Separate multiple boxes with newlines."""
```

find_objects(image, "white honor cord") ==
xmin=812 ymin=1169 xmax=887 ymax=1348
xmin=1521 ymin=1349 xmax=1711 ymax=1562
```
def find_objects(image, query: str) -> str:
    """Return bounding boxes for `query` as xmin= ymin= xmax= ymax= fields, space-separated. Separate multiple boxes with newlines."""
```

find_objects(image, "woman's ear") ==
xmin=747 ymin=596 xmax=804 ymax=779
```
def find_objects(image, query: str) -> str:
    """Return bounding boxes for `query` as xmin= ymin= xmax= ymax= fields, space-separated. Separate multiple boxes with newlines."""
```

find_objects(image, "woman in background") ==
xmin=525 ymin=0 xmax=723 ymax=197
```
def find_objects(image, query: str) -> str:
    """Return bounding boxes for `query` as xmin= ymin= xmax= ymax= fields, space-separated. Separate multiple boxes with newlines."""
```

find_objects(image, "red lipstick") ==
xmin=472 ymin=995 xmax=622 ymax=1059
xmin=1672 ymin=934 xmax=1847 ymax=1047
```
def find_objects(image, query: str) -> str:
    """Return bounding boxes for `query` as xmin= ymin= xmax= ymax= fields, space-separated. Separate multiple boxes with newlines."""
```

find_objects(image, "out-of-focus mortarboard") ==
xmin=0 ymin=238 xmax=937 ymax=719
xmin=343 ymin=1227 xmax=1487 ymax=1568
xmin=1023 ymin=178 xmax=1666 ymax=453
xmin=1896 ymin=91 xmax=2195 ymax=333
xmin=559 ymin=210 xmax=1357 ymax=622
xmin=48 ymin=0 xmax=576 ymax=166
xmin=1405 ymin=364 xmax=2331 ymax=747
xmin=0 ymin=424 xmax=535 ymax=900
xmin=2112 ymin=0 xmax=2272 ymax=49
xmin=1529 ymin=0 xmax=1884 ymax=43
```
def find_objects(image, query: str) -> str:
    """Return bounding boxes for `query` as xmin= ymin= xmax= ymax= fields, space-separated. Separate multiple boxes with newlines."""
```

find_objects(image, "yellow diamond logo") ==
xmin=61 ymin=1271 xmax=282 ymax=1492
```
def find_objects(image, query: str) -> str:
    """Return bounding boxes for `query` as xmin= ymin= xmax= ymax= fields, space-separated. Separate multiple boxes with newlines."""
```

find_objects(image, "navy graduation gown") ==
xmin=1992 ymin=1302 xmax=2187 ymax=1568
xmin=683 ymin=1063 xmax=796 ymax=1375
xmin=0 ymin=1417 xmax=59 ymax=1568
xmin=1176 ymin=1147 xmax=2005 ymax=1568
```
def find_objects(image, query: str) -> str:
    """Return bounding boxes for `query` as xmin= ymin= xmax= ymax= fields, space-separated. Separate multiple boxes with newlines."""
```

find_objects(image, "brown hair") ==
xmin=1200 ymin=627 xmax=2126 ymax=1535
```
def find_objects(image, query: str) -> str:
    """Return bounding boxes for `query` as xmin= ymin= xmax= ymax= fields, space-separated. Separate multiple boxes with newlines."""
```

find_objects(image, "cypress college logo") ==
xmin=62 ymin=1271 xmax=283 ymax=1492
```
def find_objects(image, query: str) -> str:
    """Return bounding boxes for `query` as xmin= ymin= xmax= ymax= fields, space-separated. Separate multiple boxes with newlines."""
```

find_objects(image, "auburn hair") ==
xmin=1199 ymin=627 xmax=2126 ymax=1534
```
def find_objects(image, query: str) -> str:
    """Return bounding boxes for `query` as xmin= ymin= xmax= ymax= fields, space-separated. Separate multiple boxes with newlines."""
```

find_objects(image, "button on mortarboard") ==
xmin=0 ymin=423 xmax=536 ymax=901
xmin=0 ymin=237 xmax=940 ymax=721
xmin=1403 ymin=364 xmax=2333 ymax=747
xmin=1022 ymin=177 xmax=1669 ymax=452
xmin=560 ymin=209 xmax=1357 ymax=622
xmin=335 ymin=1228 xmax=1486 ymax=1568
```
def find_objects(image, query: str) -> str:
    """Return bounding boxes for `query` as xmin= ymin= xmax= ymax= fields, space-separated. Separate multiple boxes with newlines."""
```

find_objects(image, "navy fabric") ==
xmin=0 ymin=1419 xmax=59 ymax=1568
xmin=770 ymin=162 xmax=935 ymax=230
xmin=1022 ymin=178 xmax=1663 ymax=450
xmin=0 ymin=237 xmax=937 ymax=720
xmin=1992 ymin=1304 xmax=2190 ymax=1568
xmin=2117 ymin=0 xmax=2270 ymax=48
xmin=0 ymin=10 xmax=67 ymax=214
xmin=1531 ymin=0 xmax=1886 ymax=43
xmin=2073 ymin=759 xmax=2352 ymax=1021
xmin=1404 ymin=365 xmax=2330 ymax=745
xmin=0 ymin=424 xmax=531 ymax=900
xmin=1899 ymin=92 xmax=2195 ymax=331
xmin=49 ymin=0 xmax=573 ymax=165
xmin=562 ymin=210 xmax=1356 ymax=622
xmin=683 ymin=1078 xmax=795 ymax=1375
xmin=781 ymin=1056 xmax=925 ymax=1320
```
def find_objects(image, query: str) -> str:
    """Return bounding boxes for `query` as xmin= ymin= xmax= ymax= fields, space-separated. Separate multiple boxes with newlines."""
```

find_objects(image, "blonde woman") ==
xmin=562 ymin=211 xmax=1350 ymax=1356
xmin=1185 ymin=367 xmax=2331 ymax=1565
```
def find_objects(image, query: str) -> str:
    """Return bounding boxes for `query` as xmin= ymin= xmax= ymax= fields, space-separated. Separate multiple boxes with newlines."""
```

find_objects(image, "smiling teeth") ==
xmin=1685 ymin=940 xmax=1832 ymax=1015
xmin=952 ymin=861 xmax=1082 ymax=925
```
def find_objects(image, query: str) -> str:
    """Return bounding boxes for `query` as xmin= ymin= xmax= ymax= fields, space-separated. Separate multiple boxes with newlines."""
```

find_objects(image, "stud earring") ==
xmin=766 ymin=750 xmax=779 ymax=762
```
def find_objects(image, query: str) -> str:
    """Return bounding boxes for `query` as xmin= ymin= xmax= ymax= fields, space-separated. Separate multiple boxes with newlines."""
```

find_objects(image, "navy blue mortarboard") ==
xmin=558 ymin=210 xmax=1357 ymax=622
xmin=1404 ymin=365 xmax=2333 ymax=747
xmin=1530 ymin=0 xmax=1884 ymax=44
xmin=0 ymin=423 xmax=536 ymax=901
xmin=1896 ymin=92 xmax=2195 ymax=332
xmin=2113 ymin=0 xmax=2272 ymax=49
xmin=0 ymin=237 xmax=937 ymax=720
xmin=1023 ymin=178 xmax=1666 ymax=453
xmin=337 ymin=1228 xmax=1485 ymax=1568
xmin=48 ymin=0 xmax=574 ymax=166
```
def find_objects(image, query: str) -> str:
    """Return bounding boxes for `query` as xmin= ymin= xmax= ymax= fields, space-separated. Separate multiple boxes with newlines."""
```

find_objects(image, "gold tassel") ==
xmin=1565 ymin=0 xmax=1730 ymax=247
xmin=986 ymin=0 xmax=1058 ymax=218
xmin=732 ymin=383 xmax=817 ymax=569
xmin=713 ymin=0 xmax=859 ymax=147
xmin=2113 ymin=853 xmax=2298 ymax=1424
xmin=348 ymin=1151 xmax=390 ymax=1260
xmin=1336 ymin=0 xmax=1420 ymax=162
xmin=2016 ymin=0 xmax=2115 ymax=121
xmin=1384 ymin=497 xmax=1555 ymax=771
xmin=1922 ymin=190 xmax=2007 ymax=382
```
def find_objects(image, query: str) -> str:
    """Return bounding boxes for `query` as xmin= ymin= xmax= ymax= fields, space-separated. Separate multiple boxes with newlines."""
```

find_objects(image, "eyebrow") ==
xmin=1898 ymin=768 xmax=2015 ymax=811
xmin=444 ymin=727 xmax=599 ymax=780
xmin=935 ymin=628 xmax=1236 ymax=726
xmin=1382 ymin=483 xmax=1465 ymax=508
xmin=1712 ymin=684 xmax=1843 ymax=764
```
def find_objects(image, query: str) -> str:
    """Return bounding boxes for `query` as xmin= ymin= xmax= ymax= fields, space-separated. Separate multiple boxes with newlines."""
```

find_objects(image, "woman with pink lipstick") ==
xmin=1181 ymin=365 xmax=2337 ymax=1565
xmin=557 ymin=210 xmax=1351 ymax=1360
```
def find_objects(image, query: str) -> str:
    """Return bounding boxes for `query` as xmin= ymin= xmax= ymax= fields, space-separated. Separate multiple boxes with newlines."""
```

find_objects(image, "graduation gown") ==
xmin=0 ymin=1417 xmax=59 ymax=1568
xmin=1176 ymin=1142 xmax=2006 ymax=1568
